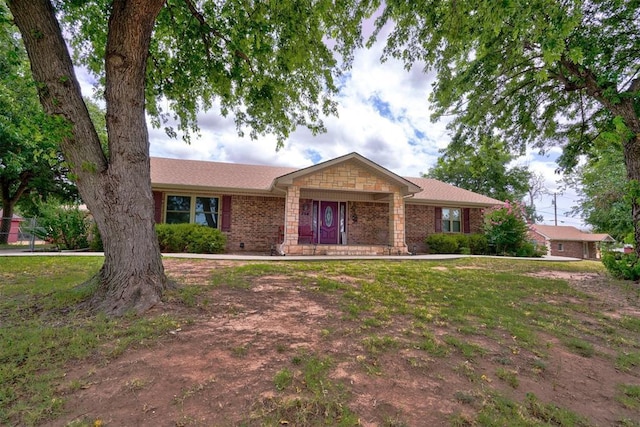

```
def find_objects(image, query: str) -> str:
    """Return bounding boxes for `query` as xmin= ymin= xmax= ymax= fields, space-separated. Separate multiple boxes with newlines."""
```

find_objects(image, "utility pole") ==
xmin=553 ymin=193 xmax=557 ymax=226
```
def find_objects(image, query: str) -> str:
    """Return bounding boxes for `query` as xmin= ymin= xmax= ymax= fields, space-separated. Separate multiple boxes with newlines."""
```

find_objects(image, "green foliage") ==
xmin=564 ymin=138 xmax=632 ymax=241
xmin=88 ymin=220 xmax=103 ymax=252
xmin=467 ymin=233 xmax=489 ymax=255
xmin=155 ymin=223 xmax=226 ymax=254
xmin=34 ymin=200 xmax=91 ymax=250
xmin=0 ymin=6 xmax=78 ymax=243
xmin=372 ymin=0 xmax=640 ymax=251
xmin=425 ymin=233 xmax=488 ymax=255
xmin=426 ymin=233 xmax=461 ymax=254
xmin=57 ymin=0 xmax=374 ymax=146
xmin=427 ymin=134 xmax=531 ymax=203
xmin=602 ymin=252 xmax=640 ymax=281
xmin=484 ymin=201 xmax=531 ymax=256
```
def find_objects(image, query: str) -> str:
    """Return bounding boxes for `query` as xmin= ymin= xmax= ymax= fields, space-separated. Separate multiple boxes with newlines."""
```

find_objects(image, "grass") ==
xmin=0 ymin=257 xmax=183 ymax=426
xmin=248 ymin=351 xmax=358 ymax=426
xmin=2 ymin=256 xmax=639 ymax=425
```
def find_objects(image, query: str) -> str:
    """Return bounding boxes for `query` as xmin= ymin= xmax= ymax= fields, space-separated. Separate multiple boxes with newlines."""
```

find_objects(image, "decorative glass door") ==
xmin=319 ymin=201 xmax=339 ymax=244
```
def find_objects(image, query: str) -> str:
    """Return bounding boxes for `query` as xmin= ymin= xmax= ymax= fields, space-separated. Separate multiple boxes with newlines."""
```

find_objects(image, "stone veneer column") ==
xmin=281 ymin=185 xmax=301 ymax=254
xmin=389 ymin=191 xmax=408 ymax=254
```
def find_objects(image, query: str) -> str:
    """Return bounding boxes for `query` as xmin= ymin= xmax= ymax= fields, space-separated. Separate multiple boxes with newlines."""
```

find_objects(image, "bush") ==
xmin=155 ymin=223 xmax=226 ymax=254
xmin=484 ymin=200 xmax=530 ymax=256
xmin=35 ymin=201 xmax=90 ymax=250
xmin=426 ymin=233 xmax=488 ymax=255
xmin=515 ymin=241 xmax=544 ymax=258
xmin=467 ymin=234 xmax=489 ymax=255
xmin=602 ymin=252 xmax=640 ymax=280
xmin=88 ymin=220 xmax=104 ymax=252
xmin=426 ymin=233 xmax=461 ymax=254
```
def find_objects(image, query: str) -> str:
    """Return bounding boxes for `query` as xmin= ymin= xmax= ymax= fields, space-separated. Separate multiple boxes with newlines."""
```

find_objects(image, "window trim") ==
xmin=164 ymin=193 xmax=221 ymax=229
xmin=558 ymin=242 xmax=564 ymax=252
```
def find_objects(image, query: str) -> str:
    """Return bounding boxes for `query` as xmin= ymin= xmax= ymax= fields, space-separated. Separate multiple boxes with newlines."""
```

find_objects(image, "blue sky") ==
xmin=78 ymin=25 xmax=584 ymax=229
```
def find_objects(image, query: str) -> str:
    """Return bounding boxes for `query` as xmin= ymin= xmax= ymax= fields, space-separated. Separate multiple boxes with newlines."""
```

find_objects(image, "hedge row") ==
xmin=425 ymin=233 xmax=488 ymax=255
xmin=155 ymin=223 xmax=226 ymax=254
xmin=425 ymin=233 xmax=542 ymax=257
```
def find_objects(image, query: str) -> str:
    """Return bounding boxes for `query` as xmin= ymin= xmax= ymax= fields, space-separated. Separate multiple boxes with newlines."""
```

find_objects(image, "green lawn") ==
xmin=1 ymin=256 xmax=639 ymax=426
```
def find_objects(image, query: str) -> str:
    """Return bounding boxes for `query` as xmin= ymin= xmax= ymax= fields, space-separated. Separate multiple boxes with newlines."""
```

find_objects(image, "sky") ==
xmin=78 ymin=23 xmax=585 ymax=230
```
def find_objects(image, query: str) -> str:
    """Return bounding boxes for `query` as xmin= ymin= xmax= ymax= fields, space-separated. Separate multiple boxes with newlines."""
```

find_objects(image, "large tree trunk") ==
xmin=623 ymin=133 xmax=640 ymax=259
xmin=9 ymin=0 xmax=170 ymax=315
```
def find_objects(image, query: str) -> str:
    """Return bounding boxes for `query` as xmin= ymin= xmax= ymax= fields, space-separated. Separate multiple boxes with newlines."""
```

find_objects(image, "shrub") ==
xmin=467 ymin=234 xmax=489 ymax=255
xmin=602 ymin=252 xmax=640 ymax=280
xmin=426 ymin=233 xmax=488 ymax=255
xmin=484 ymin=200 xmax=530 ymax=256
xmin=34 ymin=200 xmax=90 ymax=250
xmin=88 ymin=220 xmax=104 ymax=252
xmin=155 ymin=223 xmax=226 ymax=254
xmin=426 ymin=233 xmax=461 ymax=254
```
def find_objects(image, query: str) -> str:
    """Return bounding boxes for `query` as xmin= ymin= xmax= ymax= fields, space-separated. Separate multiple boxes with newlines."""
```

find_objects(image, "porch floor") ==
xmin=286 ymin=244 xmax=407 ymax=256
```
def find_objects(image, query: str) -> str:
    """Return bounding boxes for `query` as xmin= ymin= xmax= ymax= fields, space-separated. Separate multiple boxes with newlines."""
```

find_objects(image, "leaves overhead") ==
xmin=372 ymin=0 xmax=640 ymax=169
xmin=57 ymin=0 xmax=376 ymax=146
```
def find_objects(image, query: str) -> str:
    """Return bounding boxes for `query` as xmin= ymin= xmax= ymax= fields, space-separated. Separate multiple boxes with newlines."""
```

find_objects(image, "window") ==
xmin=195 ymin=197 xmax=219 ymax=228
xmin=442 ymin=208 xmax=461 ymax=233
xmin=165 ymin=195 xmax=220 ymax=228
xmin=166 ymin=195 xmax=191 ymax=224
xmin=558 ymin=243 xmax=564 ymax=251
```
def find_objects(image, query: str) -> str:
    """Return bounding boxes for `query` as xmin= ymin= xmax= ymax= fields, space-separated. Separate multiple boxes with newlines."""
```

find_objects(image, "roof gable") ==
xmin=272 ymin=152 xmax=422 ymax=196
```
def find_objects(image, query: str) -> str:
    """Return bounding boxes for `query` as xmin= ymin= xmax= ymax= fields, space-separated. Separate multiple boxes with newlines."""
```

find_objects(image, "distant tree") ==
xmin=524 ymin=172 xmax=546 ymax=223
xmin=372 ymin=1 xmax=640 ymax=254
xmin=565 ymin=127 xmax=632 ymax=241
xmin=426 ymin=133 xmax=531 ymax=203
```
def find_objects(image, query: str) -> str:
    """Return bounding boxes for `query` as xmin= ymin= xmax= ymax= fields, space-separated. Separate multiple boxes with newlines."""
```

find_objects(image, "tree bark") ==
xmin=623 ymin=133 xmax=640 ymax=258
xmin=8 ymin=0 xmax=170 ymax=315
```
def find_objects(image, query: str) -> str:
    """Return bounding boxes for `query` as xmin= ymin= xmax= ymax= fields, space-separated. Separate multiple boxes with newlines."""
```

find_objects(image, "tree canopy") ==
xmin=426 ymin=133 xmax=532 ymax=204
xmin=566 ymin=134 xmax=633 ymax=241
xmin=373 ymin=0 xmax=639 ymax=249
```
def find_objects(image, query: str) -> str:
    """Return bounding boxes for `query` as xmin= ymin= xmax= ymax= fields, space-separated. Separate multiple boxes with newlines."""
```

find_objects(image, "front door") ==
xmin=319 ymin=201 xmax=339 ymax=244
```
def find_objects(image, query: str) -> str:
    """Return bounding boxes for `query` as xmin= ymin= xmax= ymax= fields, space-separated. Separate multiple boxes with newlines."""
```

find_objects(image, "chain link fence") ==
xmin=1 ymin=216 xmax=49 ymax=251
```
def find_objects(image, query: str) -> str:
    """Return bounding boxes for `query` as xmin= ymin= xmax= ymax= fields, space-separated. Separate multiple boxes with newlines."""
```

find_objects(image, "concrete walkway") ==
xmin=0 ymin=248 xmax=582 ymax=262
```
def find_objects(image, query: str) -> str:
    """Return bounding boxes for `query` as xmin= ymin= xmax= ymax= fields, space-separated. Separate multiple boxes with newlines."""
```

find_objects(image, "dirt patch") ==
xmin=52 ymin=262 xmax=640 ymax=426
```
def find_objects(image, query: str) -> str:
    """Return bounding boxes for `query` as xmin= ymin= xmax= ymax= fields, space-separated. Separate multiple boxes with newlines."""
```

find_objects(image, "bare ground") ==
xmin=51 ymin=261 xmax=640 ymax=426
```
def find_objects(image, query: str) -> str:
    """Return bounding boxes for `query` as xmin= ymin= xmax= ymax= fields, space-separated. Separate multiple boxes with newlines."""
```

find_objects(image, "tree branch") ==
xmin=181 ymin=0 xmax=253 ymax=71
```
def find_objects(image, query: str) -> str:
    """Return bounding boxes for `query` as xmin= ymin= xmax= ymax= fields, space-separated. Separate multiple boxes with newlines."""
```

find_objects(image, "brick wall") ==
xmin=347 ymin=202 xmax=389 ymax=245
xmin=549 ymin=240 xmax=582 ymax=258
xmin=405 ymin=204 xmax=434 ymax=253
xmin=548 ymin=240 xmax=599 ymax=259
xmin=224 ymin=195 xmax=285 ymax=253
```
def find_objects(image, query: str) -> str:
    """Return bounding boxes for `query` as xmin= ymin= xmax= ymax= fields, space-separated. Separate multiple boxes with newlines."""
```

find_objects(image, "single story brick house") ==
xmin=150 ymin=152 xmax=502 ymax=255
xmin=528 ymin=224 xmax=614 ymax=259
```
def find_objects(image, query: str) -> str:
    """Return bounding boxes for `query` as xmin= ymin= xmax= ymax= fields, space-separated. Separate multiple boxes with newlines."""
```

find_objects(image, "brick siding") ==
xmin=224 ymin=195 xmax=285 ymax=253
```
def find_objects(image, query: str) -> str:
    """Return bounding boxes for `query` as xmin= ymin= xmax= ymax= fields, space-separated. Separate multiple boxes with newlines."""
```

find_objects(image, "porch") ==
xmin=279 ymin=243 xmax=408 ymax=256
